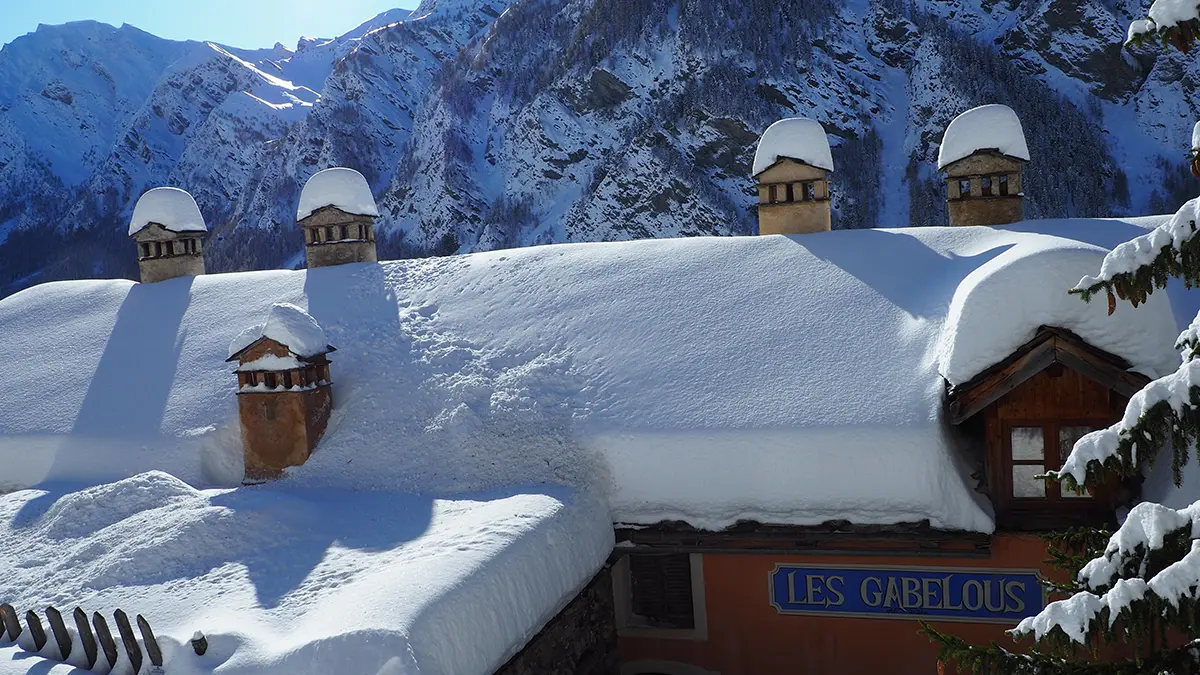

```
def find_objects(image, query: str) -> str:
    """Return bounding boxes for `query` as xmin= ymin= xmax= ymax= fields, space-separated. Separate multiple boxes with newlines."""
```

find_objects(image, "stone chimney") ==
xmin=227 ymin=303 xmax=335 ymax=482
xmin=753 ymin=118 xmax=833 ymax=235
xmin=128 ymin=187 xmax=207 ymax=283
xmin=297 ymin=167 xmax=379 ymax=268
xmin=938 ymin=104 xmax=1029 ymax=227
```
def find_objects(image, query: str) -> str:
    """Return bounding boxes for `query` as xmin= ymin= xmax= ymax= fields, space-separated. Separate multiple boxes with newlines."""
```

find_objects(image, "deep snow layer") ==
xmin=0 ymin=220 xmax=1192 ymax=532
xmin=296 ymin=167 xmax=379 ymax=221
xmin=752 ymin=117 xmax=834 ymax=174
xmin=128 ymin=187 xmax=207 ymax=236
xmin=937 ymin=104 xmax=1030 ymax=169
xmin=0 ymin=472 xmax=613 ymax=675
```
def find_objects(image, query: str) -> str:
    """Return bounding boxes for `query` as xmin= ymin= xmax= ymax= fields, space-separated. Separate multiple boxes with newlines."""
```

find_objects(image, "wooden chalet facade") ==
xmin=608 ymin=326 xmax=1142 ymax=675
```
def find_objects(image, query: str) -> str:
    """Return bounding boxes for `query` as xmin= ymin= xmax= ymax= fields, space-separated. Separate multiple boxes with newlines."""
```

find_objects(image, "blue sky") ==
xmin=0 ymin=1 xmax=420 ymax=50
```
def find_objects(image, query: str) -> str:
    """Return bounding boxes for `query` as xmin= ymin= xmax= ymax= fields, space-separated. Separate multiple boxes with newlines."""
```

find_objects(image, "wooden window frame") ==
xmin=957 ymin=178 xmax=972 ymax=199
xmin=996 ymin=418 xmax=1114 ymax=524
xmin=981 ymin=176 xmax=993 ymax=197
xmin=613 ymin=553 xmax=707 ymax=641
xmin=999 ymin=174 xmax=1010 ymax=196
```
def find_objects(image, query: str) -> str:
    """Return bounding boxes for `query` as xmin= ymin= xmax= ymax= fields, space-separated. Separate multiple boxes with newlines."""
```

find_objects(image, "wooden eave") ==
xmin=945 ymin=325 xmax=1149 ymax=425
xmin=613 ymin=520 xmax=991 ymax=558
xmin=752 ymin=155 xmax=831 ymax=179
xmin=129 ymin=222 xmax=208 ymax=239
xmin=225 ymin=336 xmax=337 ymax=363
xmin=940 ymin=147 xmax=1028 ymax=172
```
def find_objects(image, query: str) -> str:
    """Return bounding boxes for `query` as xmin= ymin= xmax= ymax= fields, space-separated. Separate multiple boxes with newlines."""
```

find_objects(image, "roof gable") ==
xmin=226 ymin=335 xmax=336 ymax=363
xmin=946 ymin=326 xmax=1150 ymax=424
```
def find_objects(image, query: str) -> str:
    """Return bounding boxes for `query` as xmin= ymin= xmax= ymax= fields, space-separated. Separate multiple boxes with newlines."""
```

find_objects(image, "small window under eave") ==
xmin=945 ymin=326 xmax=1148 ymax=531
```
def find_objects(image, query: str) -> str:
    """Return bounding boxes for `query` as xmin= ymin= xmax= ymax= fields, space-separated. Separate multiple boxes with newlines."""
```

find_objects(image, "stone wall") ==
xmin=133 ymin=223 xmax=206 ymax=283
xmin=299 ymin=207 xmax=378 ymax=268
xmin=946 ymin=196 xmax=1023 ymax=227
xmin=138 ymin=253 xmax=205 ymax=283
xmin=943 ymin=152 xmax=1025 ymax=227
xmin=755 ymin=159 xmax=832 ymax=235
xmin=757 ymin=201 xmax=832 ymax=235
xmin=305 ymin=240 xmax=378 ymax=268
xmin=495 ymin=569 xmax=618 ymax=675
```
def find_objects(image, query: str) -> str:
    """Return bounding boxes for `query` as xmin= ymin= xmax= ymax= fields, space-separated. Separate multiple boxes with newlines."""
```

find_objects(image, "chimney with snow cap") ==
xmin=227 ymin=302 xmax=336 ymax=482
xmin=753 ymin=118 xmax=834 ymax=235
xmin=297 ymin=167 xmax=379 ymax=268
xmin=128 ymin=187 xmax=207 ymax=283
xmin=938 ymin=104 xmax=1029 ymax=227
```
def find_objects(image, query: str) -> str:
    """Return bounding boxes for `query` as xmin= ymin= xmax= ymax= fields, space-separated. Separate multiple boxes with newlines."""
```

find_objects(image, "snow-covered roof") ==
xmin=937 ymin=104 xmax=1031 ymax=170
xmin=228 ymin=302 xmax=331 ymax=359
xmin=127 ymin=187 xmax=208 ymax=236
xmin=0 ymin=472 xmax=612 ymax=675
xmin=2 ymin=218 xmax=1193 ymax=533
xmin=752 ymin=118 xmax=834 ymax=175
xmin=2 ymin=219 xmax=1198 ymax=674
xmin=296 ymin=167 xmax=379 ymax=221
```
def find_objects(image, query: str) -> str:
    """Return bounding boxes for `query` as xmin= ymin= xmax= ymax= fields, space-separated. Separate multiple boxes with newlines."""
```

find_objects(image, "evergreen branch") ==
xmin=1069 ymin=222 xmax=1200 ymax=310
xmin=1127 ymin=17 xmax=1200 ymax=54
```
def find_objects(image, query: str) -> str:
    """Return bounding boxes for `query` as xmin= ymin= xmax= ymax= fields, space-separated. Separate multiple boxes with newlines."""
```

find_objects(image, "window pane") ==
xmin=1059 ymin=426 xmax=1096 ymax=499
xmin=958 ymin=179 xmax=971 ymax=197
xmin=1011 ymin=427 xmax=1044 ymax=460
xmin=1012 ymin=465 xmax=1045 ymax=498
xmin=1059 ymin=426 xmax=1094 ymax=458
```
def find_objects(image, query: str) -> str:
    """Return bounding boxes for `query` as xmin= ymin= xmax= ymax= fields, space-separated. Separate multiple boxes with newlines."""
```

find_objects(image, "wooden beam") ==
xmin=948 ymin=341 xmax=1056 ymax=424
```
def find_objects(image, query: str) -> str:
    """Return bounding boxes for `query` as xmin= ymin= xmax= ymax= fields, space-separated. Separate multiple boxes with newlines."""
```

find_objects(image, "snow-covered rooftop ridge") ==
xmin=937 ymin=104 xmax=1031 ymax=170
xmin=296 ymin=167 xmax=380 ymax=221
xmin=127 ymin=187 xmax=207 ymax=236
xmin=1 ymin=218 xmax=1192 ymax=533
xmin=752 ymin=118 xmax=834 ymax=174
xmin=227 ymin=302 xmax=330 ymax=359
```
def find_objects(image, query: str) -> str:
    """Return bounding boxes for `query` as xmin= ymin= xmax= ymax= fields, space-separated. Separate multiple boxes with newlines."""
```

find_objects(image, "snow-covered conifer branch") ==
xmin=1126 ymin=1 xmax=1200 ymax=53
xmin=1070 ymin=199 xmax=1200 ymax=312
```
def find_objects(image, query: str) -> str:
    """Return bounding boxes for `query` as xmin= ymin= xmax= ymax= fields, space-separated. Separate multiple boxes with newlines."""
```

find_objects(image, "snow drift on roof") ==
xmin=127 ymin=187 xmax=208 ymax=236
xmin=228 ymin=302 xmax=330 ymax=358
xmin=938 ymin=236 xmax=1179 ymax=385
xmin=1 ymin=218 xmax=1190 ymax=533
xmin=0 ymin=472 xmax=613 ymax=675
xmin=752 ymin=118 xmax=834 ymax=174
xmin=296 ymin=167 xmax=379 ymax=221
xmin=937 ymin=104 xmax=1031 ymax=170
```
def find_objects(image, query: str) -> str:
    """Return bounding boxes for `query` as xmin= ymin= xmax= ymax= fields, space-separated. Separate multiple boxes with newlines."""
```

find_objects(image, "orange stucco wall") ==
xmin=619 ymin=533 xmax=1054 ymax=675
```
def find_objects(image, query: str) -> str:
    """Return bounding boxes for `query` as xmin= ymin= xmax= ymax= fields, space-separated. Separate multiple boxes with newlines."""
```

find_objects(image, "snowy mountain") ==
xmin=2 ymin=0 xmax=1199 ymax=297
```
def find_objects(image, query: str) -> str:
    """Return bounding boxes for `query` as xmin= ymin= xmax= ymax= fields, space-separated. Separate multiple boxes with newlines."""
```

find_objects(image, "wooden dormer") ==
xmin=946 ymin=326 xmax=1149 ymax=531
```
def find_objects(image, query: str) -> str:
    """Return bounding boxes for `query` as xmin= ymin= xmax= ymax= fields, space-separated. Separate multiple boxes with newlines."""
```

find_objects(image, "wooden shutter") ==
xmin=629 ymin=554 xmax=694 ymax=629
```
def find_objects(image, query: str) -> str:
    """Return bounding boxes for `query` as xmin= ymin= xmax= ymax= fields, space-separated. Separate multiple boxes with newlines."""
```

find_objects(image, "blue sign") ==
xmin=769 ymin=564 xmax=1044 ymax=624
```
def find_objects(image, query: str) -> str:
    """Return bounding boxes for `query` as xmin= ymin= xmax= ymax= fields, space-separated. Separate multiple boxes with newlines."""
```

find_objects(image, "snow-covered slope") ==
xmin=2 ymin=0 xmax=1199 ymax=298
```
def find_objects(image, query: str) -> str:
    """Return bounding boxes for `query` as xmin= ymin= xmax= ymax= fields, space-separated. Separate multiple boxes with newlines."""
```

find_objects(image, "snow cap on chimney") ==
xmin=128 ymin=187 xmax=207 ymax=236
xmin=752 ymin=118 xmax=834 ymax=175
xmin=297 ymin=167 xmax=379 ymax=221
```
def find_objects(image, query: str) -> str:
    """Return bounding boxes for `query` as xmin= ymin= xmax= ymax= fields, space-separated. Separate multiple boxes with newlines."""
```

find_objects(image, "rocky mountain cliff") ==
xmin=2 ymin=0 xmax=1198 ymax=297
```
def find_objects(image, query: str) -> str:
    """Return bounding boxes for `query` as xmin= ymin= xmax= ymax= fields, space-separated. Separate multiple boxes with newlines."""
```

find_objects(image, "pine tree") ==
xmin=923 ymin=3 xmax=1200 ymax=672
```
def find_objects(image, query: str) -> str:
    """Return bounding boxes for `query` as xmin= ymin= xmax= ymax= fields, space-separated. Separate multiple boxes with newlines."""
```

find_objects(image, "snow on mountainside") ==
xmin=1 ymin=0 xmax=1199 ymax=297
